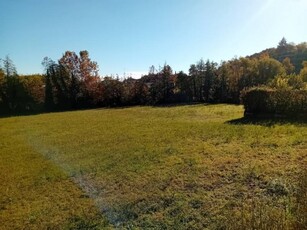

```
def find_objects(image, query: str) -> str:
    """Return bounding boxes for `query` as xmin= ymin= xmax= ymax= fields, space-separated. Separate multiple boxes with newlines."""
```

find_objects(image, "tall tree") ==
xmin=161 ymin=64 xmax=173 ymax=102
xmin=59 ymin=50 xmax=101 ymax=107
xmin=176 ymin=71 xmax=193 ymax=102
xmin=203 ymin=60 xmax=217 ymax=102
xmin=58 ymin=51 xmax=81 ymax=107
xmin=0 ymin=68 xmax=6 ymax=111
xmin=277 ymin=37 xmax=288 ymax=50
xmin=2 ymin=55 xmax=17 ymax=78
xmin=189 ymin=64 xmax=198 ymax=101
xmin=212 ymin=62 xmax=229 ymax=103
xmin=42 ymin=57 xmax=56 ymax=110
xmin=0 ymin=56 xmax=32 ymax=113
xmin=196 ymin=59 xmax=205 ymax=100
xmin=79 ymin=50 xmax=102 ymax=105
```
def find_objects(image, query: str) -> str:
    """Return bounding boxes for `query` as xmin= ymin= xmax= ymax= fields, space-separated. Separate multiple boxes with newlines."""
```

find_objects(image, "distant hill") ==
xmin=248 ymin=38 xmax=307 ymax=73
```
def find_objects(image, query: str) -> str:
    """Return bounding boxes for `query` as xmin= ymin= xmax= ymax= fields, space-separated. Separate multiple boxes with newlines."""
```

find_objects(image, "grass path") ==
xmin=0 ymin=117 xmax=109 ymax=229
xmin=0 ymin=104 xmax=306 ymax=229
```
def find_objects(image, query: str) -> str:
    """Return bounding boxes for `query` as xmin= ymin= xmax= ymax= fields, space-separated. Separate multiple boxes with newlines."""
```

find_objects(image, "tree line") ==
xmin=0 ymin=38 xmax=306 ymax=115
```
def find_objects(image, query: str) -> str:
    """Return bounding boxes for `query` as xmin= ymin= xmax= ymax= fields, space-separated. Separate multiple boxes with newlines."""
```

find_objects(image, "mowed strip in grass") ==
xmin=0 ymin=104 xmax=306 ymax=229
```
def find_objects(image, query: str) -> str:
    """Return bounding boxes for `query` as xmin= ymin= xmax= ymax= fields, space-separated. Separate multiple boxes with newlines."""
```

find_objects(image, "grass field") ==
xmin=0 ymin=104 xmax=306 ymax=229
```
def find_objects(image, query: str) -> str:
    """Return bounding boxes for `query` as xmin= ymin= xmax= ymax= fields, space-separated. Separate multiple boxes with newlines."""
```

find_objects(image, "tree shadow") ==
xmin=0 ymin=111 xmax=43 ymax=119
xmin=153 ymin=102 xmax=204 ymax=108
xmin=227 ymin=116 xmax=307 ymax=127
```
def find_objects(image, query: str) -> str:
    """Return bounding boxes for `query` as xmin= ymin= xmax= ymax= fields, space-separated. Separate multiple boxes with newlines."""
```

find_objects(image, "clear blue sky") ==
xmin=1 ymin=0 xmax=306 ymax=77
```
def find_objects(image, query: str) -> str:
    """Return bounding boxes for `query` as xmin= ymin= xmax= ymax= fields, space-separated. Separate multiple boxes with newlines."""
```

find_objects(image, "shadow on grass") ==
xmin=0 ymin=107 xmax=97 ymax=119
xmin=0 ymin=103 xmax=198 ymax=119
xmin=227 ymin=116 xmax=307 ymax=127
xmin=153 ymin=102 xmax=204 ymax=108
xmin=0 ymin=111 xmax=44 ymax=119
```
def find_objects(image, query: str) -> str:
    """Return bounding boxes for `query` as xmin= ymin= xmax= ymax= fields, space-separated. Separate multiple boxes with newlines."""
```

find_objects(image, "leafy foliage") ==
xmin=241 ymin=87 xmax=307 ymax=117
xmin=1 ymin=38 xmax=306 ymax=115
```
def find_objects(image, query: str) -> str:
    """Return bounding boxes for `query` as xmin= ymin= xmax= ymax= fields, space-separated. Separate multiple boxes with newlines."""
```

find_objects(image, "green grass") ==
xmin=0 ymin=104 xmax=306 ymax=229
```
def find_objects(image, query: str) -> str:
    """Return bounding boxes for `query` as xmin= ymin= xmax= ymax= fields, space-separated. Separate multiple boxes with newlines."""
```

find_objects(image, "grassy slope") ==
xmin=0 ymin=104 xmax=306 ymax=229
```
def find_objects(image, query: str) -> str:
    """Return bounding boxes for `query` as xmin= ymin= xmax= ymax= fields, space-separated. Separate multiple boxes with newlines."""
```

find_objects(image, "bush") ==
xmin=241 ymin=87 xmax=307 ymax=118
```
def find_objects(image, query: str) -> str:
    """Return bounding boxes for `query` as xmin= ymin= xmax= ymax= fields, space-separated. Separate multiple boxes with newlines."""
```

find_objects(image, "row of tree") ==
xmin=0 ymin=38 xmax=306 ymax=114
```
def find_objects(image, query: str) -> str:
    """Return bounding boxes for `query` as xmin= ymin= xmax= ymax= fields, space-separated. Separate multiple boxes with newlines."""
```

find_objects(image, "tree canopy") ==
xmin=0 ymin=39 xmax=306 ymax=115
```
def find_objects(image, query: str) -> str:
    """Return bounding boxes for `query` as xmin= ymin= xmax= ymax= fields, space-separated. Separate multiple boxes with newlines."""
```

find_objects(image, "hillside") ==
xmin=249 ymin=38 xmax=307 ymax=73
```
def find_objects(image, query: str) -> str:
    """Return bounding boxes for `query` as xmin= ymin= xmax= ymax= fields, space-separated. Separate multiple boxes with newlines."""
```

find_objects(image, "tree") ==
xmin=79 ymin=50 xmax=101 ymax=104
xmin=0 ymin=56 xmax=29 ymax=113
xmin=58 ymin=51 xmax=82 ymax=107
xmin=196 ymin=59 xmax=205 ymax=100
xmin=278 ymin=37 xmax=288 ymax=50
xmin=0 ymin=68 xmax=5 ymax=111
xmin=149 ymin=65 xmax=156 ymax=75
xmin=287 ymin=74 xmax=305 ymax=89
xmin=189 ymin=64 xmax=198 ymax=101
xmin=161 ymin=64 xmax=173 ymax=102
xmin=2 ymin=55 xmax=17 ymax=78
xmin=203 ymin=60 xmax=217 ymax=102
xmin=269 ymin=73 xmax=304 ymax=90
xmin=176 ymin=71 xmax=193 ymax=102
xmin=19 ymin=74 xmax=45 ymax=110
xmin=224 ymin=58 xmax=243 ymax=103
xmin=42 ymin=57 xmax=71 ymax=110
xmin=257 ymin=55 xmax=285 ymax=84
xmin=300 ymin=61 xmax=307 ymax=82
xmin=122 ymin=78 xmax=150 ymax=105
xmin=59 ymin=50 xmax=101 ymax=107
xmin=187 ymin=60 xmax=207 ymax=101
xmin=42 ymin=51 xmax=102 ymax=110
xmin=42 ymin=57 xmax=56 ymax=110
xmin=102 ymin=76 xmax=124 ymax=106
xmin=282 ymin=57 xmax=295 ymax=75
xmin=211 ymin=62 xmax=229 ymax=103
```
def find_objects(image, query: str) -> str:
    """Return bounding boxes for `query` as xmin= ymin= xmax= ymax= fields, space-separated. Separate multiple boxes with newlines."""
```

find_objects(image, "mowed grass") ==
xmin=0 ymin=104 xmax=306 ymax=229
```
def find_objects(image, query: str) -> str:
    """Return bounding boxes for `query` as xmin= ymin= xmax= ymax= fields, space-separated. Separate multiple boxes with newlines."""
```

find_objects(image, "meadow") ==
xmin=0 ymin=104 xmax=306 ymax=229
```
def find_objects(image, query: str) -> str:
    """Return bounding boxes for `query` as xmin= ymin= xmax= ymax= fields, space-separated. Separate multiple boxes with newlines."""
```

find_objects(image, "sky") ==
xmin=0 ymin=0 xmax=306 ymax=78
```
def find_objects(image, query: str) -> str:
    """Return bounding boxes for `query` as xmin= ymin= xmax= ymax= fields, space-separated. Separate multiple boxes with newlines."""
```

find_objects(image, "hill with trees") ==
xmin=249 ymin=37 xmax=307 ymax=74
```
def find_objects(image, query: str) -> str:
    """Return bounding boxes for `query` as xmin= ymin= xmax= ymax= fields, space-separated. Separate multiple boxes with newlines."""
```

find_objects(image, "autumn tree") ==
xmin=300 ymin=61 xmax=307 ymax=82
xmin=223 ymin=58 xmax=243 ymax=103
xmin=79 ymin=50 xmax=101 ymax=104
xmin=19 ymin=74 xmax=45 ymax=110
xmin=257 ymin=55 xmax=285 ymax=84
xmin=42 ymin=51 xmax=102 ymax=110
xmin=282 ymin=57 xmax=295 ymax=75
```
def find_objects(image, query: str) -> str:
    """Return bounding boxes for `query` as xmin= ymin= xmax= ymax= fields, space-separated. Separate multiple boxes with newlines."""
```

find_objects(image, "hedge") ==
xmin=240 ymin=87 xmax=307 ymax=118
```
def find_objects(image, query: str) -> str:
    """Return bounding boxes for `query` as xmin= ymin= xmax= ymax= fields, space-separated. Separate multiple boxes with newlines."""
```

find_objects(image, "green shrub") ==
xmin=241 ymin=87 xmax=307 ymax=118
